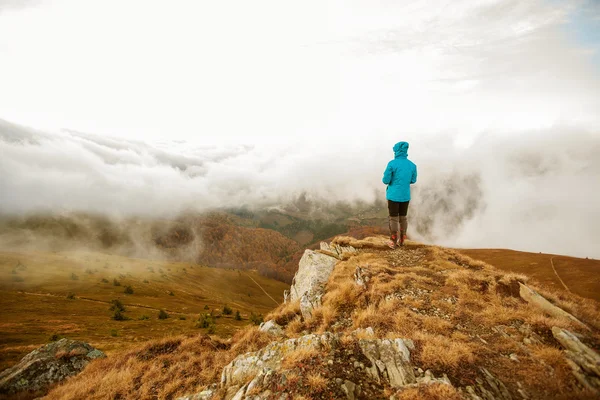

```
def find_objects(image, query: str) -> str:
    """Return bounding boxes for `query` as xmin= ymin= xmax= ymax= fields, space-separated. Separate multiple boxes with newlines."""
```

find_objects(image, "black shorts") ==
xmin=388 ymin=200 xmax=409 ymax=217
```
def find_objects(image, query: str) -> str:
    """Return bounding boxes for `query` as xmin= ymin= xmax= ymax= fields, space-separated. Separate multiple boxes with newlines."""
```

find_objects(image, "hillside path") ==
xmin=550 ymin=257 xmax=571 ymax=293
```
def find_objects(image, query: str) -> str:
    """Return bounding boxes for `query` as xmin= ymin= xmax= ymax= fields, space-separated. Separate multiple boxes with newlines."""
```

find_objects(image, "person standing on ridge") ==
xmin=382 ymin=141 xmax=417 ymax=248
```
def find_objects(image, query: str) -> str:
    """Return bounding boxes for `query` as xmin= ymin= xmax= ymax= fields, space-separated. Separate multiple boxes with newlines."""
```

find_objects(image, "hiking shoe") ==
xmin=398 ymin=233 xmax=406 ymax=246
xmin=388 ymin=234 xmax=398 ymax=249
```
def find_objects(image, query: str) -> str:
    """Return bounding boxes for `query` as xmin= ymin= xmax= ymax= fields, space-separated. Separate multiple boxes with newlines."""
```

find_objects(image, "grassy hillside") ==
xmin=458 ymin=249 xmax=600 ymax=302
xmin=0 ymin=249 xmax=288 ymax=371
xmin=42 ymin=237 xmax=600 ymax=400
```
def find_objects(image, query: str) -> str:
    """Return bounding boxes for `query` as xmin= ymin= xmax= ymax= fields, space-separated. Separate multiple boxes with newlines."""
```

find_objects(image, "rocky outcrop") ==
xmin=358 ymin=338 xmax=416 ymax=387
xmin=552 ymin=327 xmax=600 ymax=394
xmin=519 ymin=283 xmax=588 ymax=330
xmin=464 ymin=367 xmax=513 ymax=400
xmin=319 ymin=241 xmax=358 ymax=260
xmin=288 ymin=249 xmax=338 ymax=318
xmin=221 ymin=332 xmax=337 ymax=388
xmin=0 ymin=338 xmax=105 ymax=395
xmin=216 ymin=330 xmax=458 ymax=399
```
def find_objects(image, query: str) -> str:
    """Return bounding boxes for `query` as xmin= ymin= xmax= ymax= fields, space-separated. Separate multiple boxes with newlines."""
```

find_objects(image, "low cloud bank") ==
xmin=1 ymin=119 xmax=599 ymax=258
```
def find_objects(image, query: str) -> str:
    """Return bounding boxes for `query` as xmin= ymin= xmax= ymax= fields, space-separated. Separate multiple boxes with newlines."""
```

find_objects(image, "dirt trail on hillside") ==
xmin=550 ymin=256 xmax=571 ymax=293
xmin=9 ymin=290 xmax=196 ymax=316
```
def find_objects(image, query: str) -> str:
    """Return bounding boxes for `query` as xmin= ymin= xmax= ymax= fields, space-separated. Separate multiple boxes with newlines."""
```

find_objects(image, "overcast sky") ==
xmin=1 ymin=0 xmax=600 ymax=258
xmin=0 ymin=0 xmax=598 ymax=145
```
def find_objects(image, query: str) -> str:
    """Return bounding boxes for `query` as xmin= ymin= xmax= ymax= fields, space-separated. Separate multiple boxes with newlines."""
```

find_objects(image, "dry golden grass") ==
xmin=306 ymin=372 xmax=328 ymax=393
xmin=331 ymin=235 xmax=390 ymax=249
xmin=264 ymin=300 xmax=301 ymax=326
xmin=229 ymin=326 xmax=273 ymax=354
xmin=394 ymin=383 xmax=464 ymax=400
xmin=412 ymin=332 xmax=478 ymax=370
xmin=45 ymin=335 xmax=230 ymax=400
xmin=42 ymin=236 xmax=600 ymax=400
xmin=281 ymin=347 xmax=320 ymax=370
xmin=284 ymin=315 xmax=305 ymax=337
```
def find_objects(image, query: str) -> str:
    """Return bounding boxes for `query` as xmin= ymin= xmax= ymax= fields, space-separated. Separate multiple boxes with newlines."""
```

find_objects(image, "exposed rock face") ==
xmin=464 ymin=367 xmax=513 ymax=400
xmin=177 ymin=384 xmax=217 ymax=400
xmin=216 ymin=331 xmax=447 ymax=399
xmin=519 ymin=283 xmax=588 ymax=330
xmin=319 ymin=241 xmax=358 ymax=260
xmin=288 ymin=249 xmax=338 ymax=318
xmin=358 ymin=338 xmax=416 ymax=387
xmin=258 ymin=320 xmax=284 ymax=337
xmin=552 ymin=327 xmax=600 ymax=394
xmin=0 ymin=338 xmax=105 ymax=395
xmin=221 ymin=332 xmax=338 ymax=388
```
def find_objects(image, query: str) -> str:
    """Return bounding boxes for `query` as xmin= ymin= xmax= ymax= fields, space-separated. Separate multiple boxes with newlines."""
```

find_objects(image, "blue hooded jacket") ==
xmin=382 ymin=141 xmax=417 ymax=202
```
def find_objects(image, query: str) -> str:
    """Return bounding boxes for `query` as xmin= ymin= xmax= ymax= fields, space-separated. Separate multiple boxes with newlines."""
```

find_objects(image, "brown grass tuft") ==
xmin=413 ymin=332 xmax=478 ymax=371
xmin=394 ymin=383 xmax=464 ymax=400
xmin=265 ymin=300 xmax=301 ymax=326
xmin=230 ymin=327 xmax=273 ymax=354
xmin=281 ymin=347 xmax=320 ymax=370
xmin=306 ymin=372 xmax=328 ymax=393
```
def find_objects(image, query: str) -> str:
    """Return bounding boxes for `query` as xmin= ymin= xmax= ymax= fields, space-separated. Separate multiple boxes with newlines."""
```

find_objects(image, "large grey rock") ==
xmin=259 ymin=320 xmax=284 ymax=337
xmin=0 ymin=338 xmax=105 ymax=395
xmin=358 ymin=338 xmax=417 ymax=388
xmin=465 ymin=368 xmax=513 ymax=400
xmin=177 ymin=384 xmax=216 ymax=400
xmin=519 ymin=284 xmax=588 ymax=330
xmin=552 ymin=327 xmax=600 ymax=394
xmin=221 ymin=332 xmax=337 ymax=388
xmin=289 ymin=249 xmax=337 ymax=318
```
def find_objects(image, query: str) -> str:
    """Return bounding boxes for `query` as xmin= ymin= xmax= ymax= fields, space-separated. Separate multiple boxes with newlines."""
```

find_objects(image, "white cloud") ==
xmin=0 ymin=0 xmax=599 ymax=258
xmin=1 ymin=120 xmax=599 ymax=259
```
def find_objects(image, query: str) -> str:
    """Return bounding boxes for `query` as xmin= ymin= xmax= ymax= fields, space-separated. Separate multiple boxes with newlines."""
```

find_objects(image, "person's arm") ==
xmin=382 ymin=163 xmax=393 ymax=185
xmin=410 ymin=164 xmax=417 ymax=184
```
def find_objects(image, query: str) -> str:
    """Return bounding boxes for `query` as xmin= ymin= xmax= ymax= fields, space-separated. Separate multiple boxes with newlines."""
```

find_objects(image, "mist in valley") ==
xmin=1 ymin=120 xmax=599 ymax=259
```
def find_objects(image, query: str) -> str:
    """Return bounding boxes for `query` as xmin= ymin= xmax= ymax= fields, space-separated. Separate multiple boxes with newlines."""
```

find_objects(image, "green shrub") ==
xmin=179 ymin=316 xmax=186 ymax=320
xmin=234 ymin=311 xmax=242 ymax=321
xmin=113 ymin=278 xmax=121 ymax=286
xmin=196 ymin=314 xmax=213 ymax=328
xmin=222 ymin=305 xmax=233 ymax=315
xmin=250 ymin=312 xmax=263 ymax=326
xmin=112 ymin=309 xmax=126 ymax=321
xmin=70 ymin=273 xmax=79 ymax=280
xmin=85 ymin=268 xmax=94 ymax=274
xmin=66 ymin=293 xmax=76 ymax=300
xmin=139 ymin=315 xmax=150 ymax=320
xmin=203 ymin=305 xmax=210 ymax=310
xmin=109 ymin=299 xmax=125 ymax=312
xmin=207 ymin=324 xmax=216 ymax=334
xmin=49 ymin=333 xmax=62 ymax=342
xmin=101 ymin=278 xmax=109 ymax=283
xmin=110 ymin=329 xmax=118 ymax=337
xmin=168 ymin=291 xmax=175 ymax=296
xmin=158 ymin=310 xmax=169 ymax=320
xmin=124 ymin=285 xmax=134 ymax=294
xmin=143 ymin=279 xmax=149 ymax=283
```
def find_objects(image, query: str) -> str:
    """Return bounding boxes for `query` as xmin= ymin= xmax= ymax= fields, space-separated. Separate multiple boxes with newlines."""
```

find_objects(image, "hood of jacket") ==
xmin=393 ymin=141 xmax=409 ymax=158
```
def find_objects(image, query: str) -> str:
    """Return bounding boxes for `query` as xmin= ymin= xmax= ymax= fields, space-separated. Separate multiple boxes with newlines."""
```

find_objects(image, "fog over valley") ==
xmin=1 ymin=119 xmax=599 ymax=259
xmin=0 ymin=0 xmax=599 ymax=258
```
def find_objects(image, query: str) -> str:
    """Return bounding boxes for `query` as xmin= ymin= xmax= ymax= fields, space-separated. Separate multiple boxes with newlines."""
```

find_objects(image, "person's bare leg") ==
xmin=388 ymin=215 xmax=400 ymax=248
xmin=399 ymin=216 xmax=408 ymax=246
